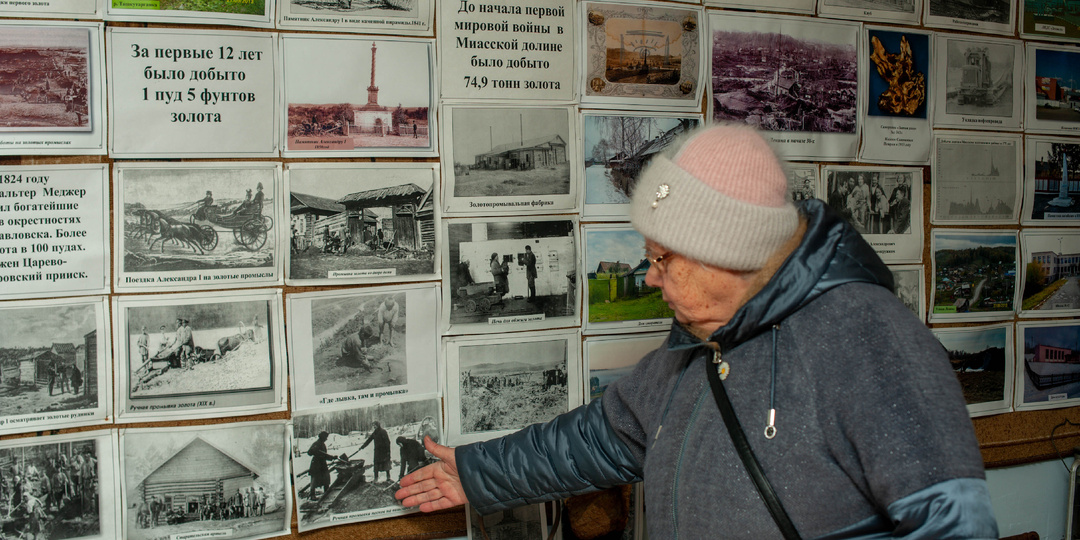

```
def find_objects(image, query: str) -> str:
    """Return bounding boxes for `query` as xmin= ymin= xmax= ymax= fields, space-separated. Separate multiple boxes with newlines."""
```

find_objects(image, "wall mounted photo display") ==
xmin=440 ymin=0 xmax=574 ymax=102
xmin=707 ymin=11 xmax=862 ymax=161
xmin=580 ymin=0 xmax=705 ymax=111
xmin=107 ymin=27 xmax=278 ymax=158
xmin=120 ymin=421 xmax=291 ymax=540
xmin=583 ymin=331 xmax=667 ymax=403
xmin=467 ymin=503 xmax=555 ymax=540
xmin=702 ymin=0 xmax=813 ymax=14
xmin=0 ymin=163 xmax=109 ymax=300
xmin=820 ymin=165 xmax=924 ymax=263
xmin=0 ymin=22 xmax=106 ymax=155
xmin=858 ymin=26 xmax=933 ymax=165
xmin=788 ymin=162 xmax=820 ymax=202
xmin=277 ymin=0 xmax=432 ymax=35
xmin=888 ymin=264 xmax=926 ymax=323
xmin=930 ymin=131 xmax=1022 ymax=226
xmin=1015 ymin=319 xmax=1080 ymax=411
xmin=441 ymin=216 xmax=578 ymax=335
xmin=0 ymin=430 xmax=121 ymax=540
xmin=443 ymin=329 xmax=582 ymax=446
xmin=289 ymin=394 xmax=441 ymax=531
xmin=1023 ymin=135 xmax=1080 ymax=225
xmin=923 ymin=0 xmax=1016 ymax=35
xmin=1024 ymin=42 xmax=1080 ymax=135
xmin=0 ymin=0 xmax=99 ymax=18
xmin=931 ymin=323 xmax=1015 ymax=418
xmin=929 ymin=228 xmax=1019 ymax=323
xmin=1019 ymin=229 xmax=1080 ymax=318
xmin=0 ymin=296 xmax=112 ymax=436
xmin=1021 ymin=0 xmax=1080 ymax=42
xmin=104 ymin=0 xmax=273 ymax=28
xmin=113 ymin=162 xmax=283 ymax=293
xmin=581 ymin=224 xmax=673 ymax=334
xmin=580 ymin=110 xmax=702 ymax=221
xmin=931 ymin=33 xmax=1023 ymax=131
xmin=817 ymin=0 xmax=921 ymax=24
xmin=285 ymin=162 xmax=439 ymax=286
xmin=286 ymin=283 xmax=440 ymax=412
xmin=280 ymin=34 xmax=436 ymax=158
xmin=113 ymin=288 xmax=286 ymax=423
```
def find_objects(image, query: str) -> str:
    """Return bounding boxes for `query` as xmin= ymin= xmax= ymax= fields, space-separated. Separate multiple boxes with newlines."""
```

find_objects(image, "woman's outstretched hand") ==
xmin=395 ymin=437 xmax=468 ymax=512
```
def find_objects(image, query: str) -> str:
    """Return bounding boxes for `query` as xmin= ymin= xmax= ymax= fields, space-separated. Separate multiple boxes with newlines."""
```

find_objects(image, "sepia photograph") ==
xmin=581 ymin=1 xmax=703 ymax=109
xmin=930 ymin=229 xmax=1018 ymax=323
xmin=286 ymin=162 xmax=438 ymax=285
xmin=445 ymin=330 xmax=581 ymax=445
xmin=932 ymin=323 xmax=1014 ymax=417
xmin=933 ymin=34 xmax=1022 ymax=130
xmin=584 ymin=332 xmax=666 ymax=402
xmin=822 ymin=166 xmax=924 ymax=263
xmin=1026 ymin=44 xmax=1080 ymax=134
xmin=0 ymin=431 xmax=120 ymax=540
xmin=287 ymin=284 xmax=439 ymax=412
xmin=1015 ymin=320 xmax=1080 ymax=411
xmin=889 ymin=264 xmax=926 ymax=322
xmin=582 ymin=225 xmax=672 ymax=334
xmin=443 ymin=217 xmax=578 ymax=334
xmin=931 ymin=132 xmax=1021 ymax=225
xmin=1020 ymin=230 xmax=1080 ymax=317
xmin=581 ymin=112 xmax=699 ymax=219
xmin=282 ymin=35 xmax=434 ymax=157
xmin=1023 ymin=137 xmax=1080 ymax=224
xmin=291 ymin=397 xmax=440 ymax=530
xmin=0 ymin=25 xmax=90 ymax=133
xmin=925 ymin=0 xmax=1015 ymax=34
xmin=121 ymin=422 xmax=290 ymax=540
xmin=0 ymin=297 xmax=109 ymax=435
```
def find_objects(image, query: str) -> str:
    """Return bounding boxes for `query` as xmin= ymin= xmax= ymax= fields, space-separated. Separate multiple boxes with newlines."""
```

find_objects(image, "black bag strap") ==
xmin=706 ymin=358 xmax=802 ymax=540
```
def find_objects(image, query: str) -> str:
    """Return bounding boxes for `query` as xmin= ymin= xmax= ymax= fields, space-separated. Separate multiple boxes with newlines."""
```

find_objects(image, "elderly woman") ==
xmin=396 ymin=125 xmax=996 ymax=539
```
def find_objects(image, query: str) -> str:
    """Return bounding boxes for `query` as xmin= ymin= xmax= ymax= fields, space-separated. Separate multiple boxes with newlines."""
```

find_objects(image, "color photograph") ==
xmin=1023 ymin=137 xmax=1080 ymax=224
xmin=933 ymin=323 xmax=1013 ymax=417
xmin=582 ymin=225 xmax=672 ymax=334
xmin=930 ymin=230 xmax=1018 ymax=323
xmin=1020 ymin=230 xmax=1080 ymax=317
xmin=1016 ymin=321 xmax=1080 ymax=410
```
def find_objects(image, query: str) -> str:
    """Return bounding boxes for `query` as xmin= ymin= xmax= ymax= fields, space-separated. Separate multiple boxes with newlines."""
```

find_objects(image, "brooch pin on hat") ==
xmin=652 ymin=183 xmax=670 ymax=208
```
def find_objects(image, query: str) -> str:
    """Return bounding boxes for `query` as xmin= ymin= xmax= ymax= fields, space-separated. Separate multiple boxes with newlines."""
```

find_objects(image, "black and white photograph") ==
xmin=286 ymin=162 xmax=438 ymax=286
xmin=584 ymin=332 xmax=666 ymax=403
xmin=932 ymin=323 xmax=1014 ymax=417
xmin=442 ymin=105 xmax=577 ymax=215
xmin=120 ymin=421 xmax=290 ymax=540
xmin=286 ymin=283 xmax=439 ymax=412
xmin=1020 ymin=230 xmax=1080 ymax=318
xmin=889 ymin=264 xmax=926 ymax=322
xmin=1023 ymin=136 xmax=1080 ymax=224
xmin=703 ymin=0 xmax=813 ymax=14
xmin=932 ymin=34 xmax=1023 ymax=131
xmin=114 ymin=162 xmax=283 ymax=292
xmin=1015 ymin=321 xmax=1080 ymax=411
xmin=442 ymin=217 xmax=578 ymax=335
xmin=581 ymin=112 xmax=700 ymax=220
xmin=582 ymin=224 xmax=673 ymax=334
xmin=113 ymin=289 xmax=286 ymax=422
xmin=787 ymin=164 xmax=819 ymax=202
xmin=1025 ymin=43 xmax=1080 ymax=135
xmin=924 ymin=0 xmax=1016 ymax=35
xmin=859 ymin=26 xmax=933 ymax=164
xmin=0 ymin=297 xmax=110 ymax=436
xmin=467 ymin=504 xmax=549 ymax=540
xmin=931 ymin=132 xmax=1022 ymax=225
xmin=281 ymin=34 xmax=435 ymax=158
xmin=708 ymin=11 xmax=861 ymax=161
xmin=822 ymin=166 xmax=924 ymax=263
xmin=580 ymin=1 xmax=705 ymax=110
xmin=0 ymin=430 xmax=120 ymax=540
xmin=930 ymin=229 xmax=1019 ymax=323
xmin=277 ymin=0 xmax=432 ymax=35
xmin=818 ymin=0 xmax=920 ymax=24
xmin=290 ymin=396 xmax=441 ymax=531
xmin=444 ymin=330 xmax=582 ymax=445
xmin=0 ymin=22 xmax=105 ymax=156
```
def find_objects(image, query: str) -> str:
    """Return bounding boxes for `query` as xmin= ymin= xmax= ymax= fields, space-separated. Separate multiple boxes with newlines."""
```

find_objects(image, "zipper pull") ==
xmin=712 ymin=350 xmax=729 ymax=381
xmin=764 ymin=409 xmax=777 ymax=439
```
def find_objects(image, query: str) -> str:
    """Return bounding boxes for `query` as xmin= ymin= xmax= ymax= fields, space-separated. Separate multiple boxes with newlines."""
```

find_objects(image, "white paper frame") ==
xmin=1021 ymin=1 xmax=1080 ymax=43
xmin=931 ymin=33 xmax=1023 ymax=131
xmin=280 ymin=33 xmax=437 ymax=158
xmin=285 ymin=161 xmax=440 ymax=286
xmin=0 ymin=296 xmax=112 ymax=435
xmin=277 ymin=0 xmax=433 ymax=35
xmin=105 ymin=0 xmax=274 ymax=28
xmin=441 ymin=104 xmax=579 ymax=216
xmin=113 ymin=161 xmax=284 ymax=293
xmin=1014 ymin=319 xmax=1080 ymax=411
xmin=581 ymin=224 xmax=672 ymax=334
xmin=287 ymin=283 xmax=441 ymax=412
xmin=707 ymin=11 xmax=862 ymax=161
xmin=107 ymin=27 xmax=280 ymax=158
xmin=929 ymin=228 xmax=1019 ymax=323
xmin=0 ymin=163 xmax=110 ymax=299
xmin=120 ymin=421 xmax=292 ymax=540
xmin=930 ymin=131 xmax=1022 ymax=226
xmin=1023 ymin=135 xmax=1080 ymax=225
xmin=932 ymin=323 xmax=1015 ymax=418
xmin=0 ymin=22 xmax=106 ymax=155
xmin=580 ymin=110 xmax=702 ymax=221
xmin=858 ymin=26 xmax=933 ymax=165
xmin=923 ymin=0 xmax=1016 ymax=36
xmin=702 ymin=0 xmax=813 ymax=14
xmin=579 ymin=0 xmax=706 ymax=111
xmin=1024 ymin=42 xmax=1080 ymax=136
xmin=818 ymin=0 xmax=921 ymax=24
xmin=583 ymin=331 xmax=666 ymax=403
xmin=443 ymin=329 xmax=582 ymax=446
xmin=888 ymin=264 xmax=926 ymax=323
xmin=820 ymin=165 xmax=924 ymax=263
xmin=1019 ymin=229 xmax=1080 ymax=318
xmin=113 ymin=288 xmax=287 ymax=423
xmin=0 ymin=0 xmax=100 ymax=17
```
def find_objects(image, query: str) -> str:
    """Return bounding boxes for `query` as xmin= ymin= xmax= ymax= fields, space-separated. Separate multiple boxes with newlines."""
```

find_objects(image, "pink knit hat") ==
xmin=630 ymin=124 xmax=799 ymax=271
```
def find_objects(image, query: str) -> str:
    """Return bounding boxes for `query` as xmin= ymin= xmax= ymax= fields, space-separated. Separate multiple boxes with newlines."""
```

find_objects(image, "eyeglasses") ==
xmin=645 ymin=250 xmax=678 ymax=272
